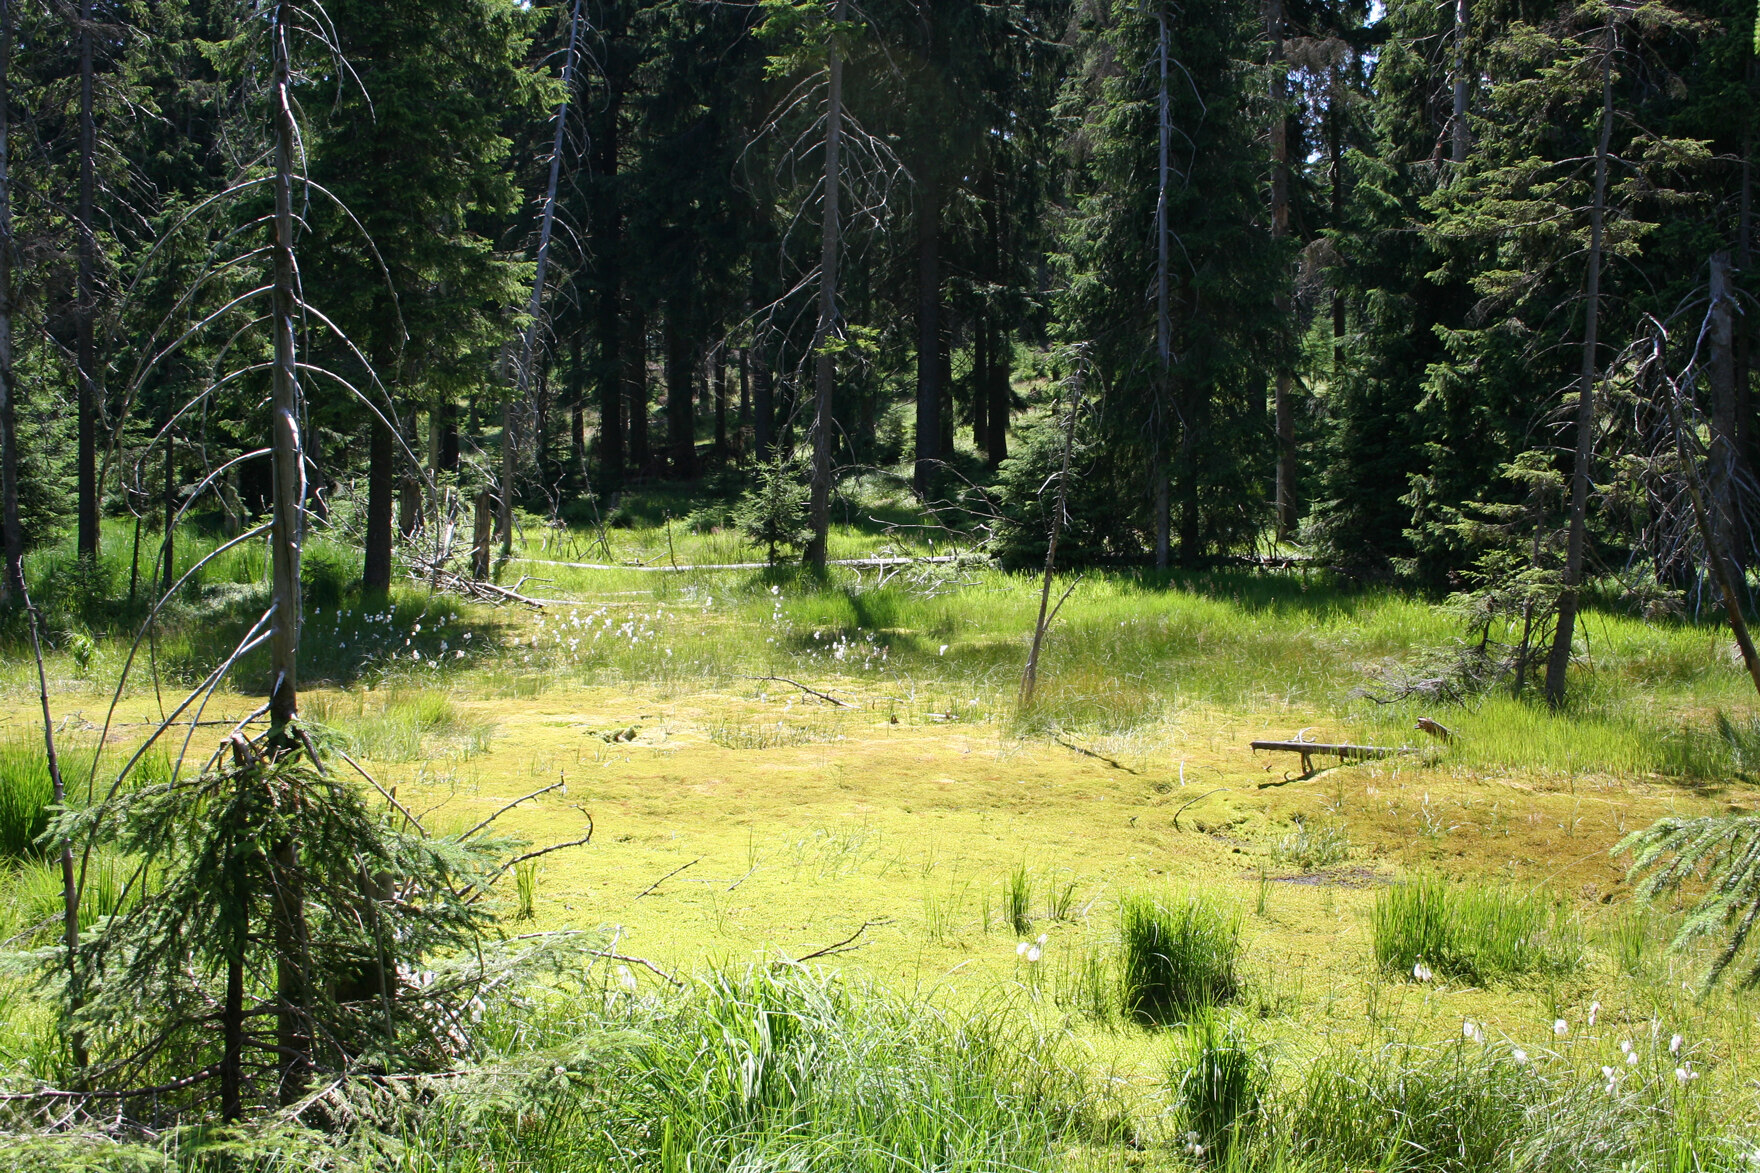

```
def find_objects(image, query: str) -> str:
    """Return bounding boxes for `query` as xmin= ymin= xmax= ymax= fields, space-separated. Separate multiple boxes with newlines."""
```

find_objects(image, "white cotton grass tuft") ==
xmin=1462 ymin=1020 xmax=1485 ymax=1044
xmin=1670 ymin=1033 xmax=1684 ymax=1055
xmin=1588 ymin=1000 xmax=1600 ymax=1026
xmin=1553 ymin=1018 xmax=1568 ymax=1037
xmin=1412 ymin=962 xmax=1434 ymax=982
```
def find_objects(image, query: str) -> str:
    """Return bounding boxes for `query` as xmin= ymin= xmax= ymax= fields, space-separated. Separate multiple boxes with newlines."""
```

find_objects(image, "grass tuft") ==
xmin=1372 ymin=875 xmax=1581 ymax=984
xmin=1171 ymin=1005 xmax=1267 ymax=1162
xmin=0 ymin=740 xmax=56 ymax=858
xmin=1119 ymin=891 xmax=1241 ymax=1023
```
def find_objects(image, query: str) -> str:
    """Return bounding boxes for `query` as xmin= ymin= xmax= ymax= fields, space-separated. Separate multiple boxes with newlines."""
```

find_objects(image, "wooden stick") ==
xmin=744 ymin=675 xmax=854 ymax=708
xmin=788 ymin=917 xmax=893 ymax=963
xmin=635 ymin=857 xmax=701 ymax=898
xmin=459 ymin=776 xmax=566 ymax=841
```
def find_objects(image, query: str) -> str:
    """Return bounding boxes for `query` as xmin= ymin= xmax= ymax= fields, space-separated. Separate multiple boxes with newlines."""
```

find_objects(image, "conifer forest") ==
xmin=4 ymin=0 xmax=1760 ymax=1165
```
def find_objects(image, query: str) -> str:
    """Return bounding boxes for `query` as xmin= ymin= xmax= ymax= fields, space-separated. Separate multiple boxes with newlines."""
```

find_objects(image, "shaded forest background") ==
xmin=7 ymin=0 xmax=1760 ymax=592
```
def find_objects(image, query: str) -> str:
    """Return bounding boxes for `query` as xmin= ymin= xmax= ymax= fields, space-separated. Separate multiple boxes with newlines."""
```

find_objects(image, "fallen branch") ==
xmin=744 ymin=675 xmax=854 ymax=708
xmin=1172 ymin=788 xmax=1231 ymax=830
xmin=336 ymin=748 xmax=426 ymax=835
xmin=460 ymin=776 xmax=567 ymax=841
xmin=590 ymin=949 xmax=684 ymax=988
xmin=0 ymin=1064 xmax=219 ymax=1101
xmin=1052 ymin=735 xmax=1140 ymax=774
xmin=787 ymin=917 xmax=893 ymax=963
xmin=635 ymin=857 xmax=701 ymax=898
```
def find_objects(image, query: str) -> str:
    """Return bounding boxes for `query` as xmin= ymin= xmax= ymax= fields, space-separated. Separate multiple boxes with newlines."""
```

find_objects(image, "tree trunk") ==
xmin=570 ymin=332 xmax=587 ymax=479
xmin=1155 ymin=5 xmax=1172 ymax=570
xmin=364 ymin=414 xmax=394 ymax=593
xmin=972 ymin=316 xmax=989 ymax=449
xmin=754 ymin=348 xmax=773 ymax=460
xmin=1267 ymin=0 xmax=1296 ymax=542
xmin=986 ymin=321 xmax=1009 ymax=466
xmin=472 ymin=488 xmax=492 ymax=579
xmin=268 ymin=0 xmax=303 ymax=743
xmin=508 ymin=0 xmax=582 ymax=553
xmin=1451 ymin=0 xmax=1470 ymax=164
xmin=913 ymin=165 xmax=941 ymax=494
xmin=804 ymin=0 xmax=846 ymax=569
xmin=161 ymin=432 xmax=175 ymax=594
xmin=0 ymin=0 xmax=18 ymax=605
xmin=1710 ymin=251 xmax=1740 ymax=568
xmin=76 ymin=0 xmax=98 ymax=560
xmin=738 ymin=345 xmax=750 ymax=441
xmin=439 ymin=399 xmax=459 ymax=472
xmin=625 ymin=303 xmax=648 ymax=472
xmin=664 ymin=307 xmax=696 ymax=478
xmin=1543 ymin=24 xmax=1615 ymax=710
xmin=713 ymin=344 xmax=727 ymax=458
xmin=221 ymin=950 xmax=244 ymax=1120
xmin=1329 ymin=73 xmax=1347 ymax=373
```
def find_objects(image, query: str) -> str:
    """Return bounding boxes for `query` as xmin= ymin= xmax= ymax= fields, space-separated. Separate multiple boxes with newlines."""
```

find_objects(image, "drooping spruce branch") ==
xmin=1617 ymin=814 xmax=1760 ymax=989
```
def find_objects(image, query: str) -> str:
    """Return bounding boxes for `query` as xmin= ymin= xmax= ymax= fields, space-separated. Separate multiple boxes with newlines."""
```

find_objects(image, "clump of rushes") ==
xmin=0 ymin=740 xmax=56 ymax=859
xmin=1119 ymin=892 xmax=1241 ymax=1023
xmin=1007 ymin=864 xmax=1034 ymax=934
xmin=1373 ymin=875 xmax=1581 ymax=984
xmin=1171 ymin=1006 xmax=1268 ymax=1163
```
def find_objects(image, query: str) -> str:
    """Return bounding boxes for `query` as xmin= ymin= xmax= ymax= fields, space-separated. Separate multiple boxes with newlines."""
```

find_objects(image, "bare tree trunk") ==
xmin=0 ymin=0 xmax=20 ymax=604
xmin=713 ymin=343 xmax=727 ymax=458
xmin=1543 ymin=23 xmax=1615 ymax=710
xmin=754 ymin=347 xmax=773 ymax=460
xmin=507 ymin=0 xmax=583 ymax=555
xmin=1670 ymin=384 xmax=1760 ymax=698
xmin=161 ymin=431 xmax=175 ymax=593
xmin=913 ymin=167 xmax=941 ymax=495
xmin=364 ymin=415 xmax=394 ymax=592
xmin=1154 ymin=5 xmax=1172 ymax=570
xmin=1329 ymin=72 xmax=1347 ymax=372
xmin=1021 ymin=367 xmax=1082 ymax=709
xmin=1710 ymin=252 xmax=1740 ymax=568
xmin=570 ymin=332 xmax=587 ymax=477
xmin=595 ymin=94 xmax=624 ymax=491
xmin=664 ymin=307 xmax=696 ymax=478
xmin=972 ymin=316 xmax=989 ymax=449
xmin=267 ymin=0 xmax=309 ymax=1102
xmin=986 ymin=323 xmax=1009 ymax=465
xmin=1451 ymin=0 xmax=1470 ymax=165
xmin=76 ymin=0 xmax=98 ymax=560
xmin=1267 ymin=0 xmax=1296 ymax=542
xmin=625 ymin=303 xmax=649 ymax=471
xmin=804 ymin=0 xmax=846 ymax=569
xmin=472 ymin=489 xmax=493 ymax=579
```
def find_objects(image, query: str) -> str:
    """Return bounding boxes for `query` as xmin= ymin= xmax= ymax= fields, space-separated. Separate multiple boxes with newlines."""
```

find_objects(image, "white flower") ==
xmin=1037 ymin=933 xmax=1048 ymax=945
xmin=1512 ymin=1048 xmax=1528 ymax=1065
xmin=1601 ymin=1066 xmax=1615 ymax=1079
xmin=455 ymin=650 xmax=464 ymax=659
xmin=939 ymin=645 xmax=949 ymax=656
xmin=1669 ymin=1033 xmax=1683 ymax=1055
xmin=1026 ymin=945 xmax=1042 ymax=962
xmin=463 ymin=632 xmax=472 ymax=640
xmin=616 ymin=965 xmax=637 ymax=991
xmin=1413 ymin=962 xmax=1434 ymax=982
xmin=554 ymin=1065 xmax=567 ymax=1077
xmin=1620 ymin=1040 xmax=1633 ymax=1055
xmin=1627 ymin=1052 xmax=1639 ymax=1066
xmin=1463 ymin=1020 xmax=1484 ymax=1044
xmin=1553 ymin=1019 xmax=1568 ymax=1038
xmin=1016 ymin=942 xmax=1030 ymax=956
xmin=1675 ymin=1065 xmax=1698 ymax=1084
xmin=1588 ymin=1001 xmax=1600 ymax=1026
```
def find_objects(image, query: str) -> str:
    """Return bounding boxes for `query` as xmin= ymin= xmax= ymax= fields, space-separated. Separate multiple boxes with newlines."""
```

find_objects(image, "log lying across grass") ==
xmin=1250 ymin=739 xmax=1415 ymax=778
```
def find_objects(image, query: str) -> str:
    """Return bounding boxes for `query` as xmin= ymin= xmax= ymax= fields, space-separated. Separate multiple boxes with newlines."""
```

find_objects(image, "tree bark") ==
xmin=972 ymin=317 xmax=989 ymax=449
xmin=913 ymin=166 xmax=941 ymax=494
xmin=570 ymin=332 xmax=587 ymax=478
xmin=0 ymin=0 xmax=21 ymax=603
xmin=1155 ymin=5 xmax=1172 ymax=569
xmin=268 ymin=0 xmax=304 ymax=742
xmin=713 ymin=344 xmax=727 ymax=458
xmin=625 ymin=302 xmax=648 ymax=472
xmin=664 ymin=306 xmax=696 ymax=478
xmin=1451 ymin=0 xmax=1470 ymax=164
xmin=161 ymin=432 xmax=175 ymax=593
xmin=754 ymin=347 xmax=773 ymax=460
xmin=76 ymin=0 xmax=98 ymax=560
xmin=1710 ymin=251 xmax=1740 ymax=568
xmin=595 ymin=98 xmax=624 ymax=491
xmin=363 ymin=414 xmax=394 ymax=593
xmin=986 ymin=320 xmax=1009 ymax=466
xmin=508 ymin=0 xmax=583 ymax=552
xmin=804 ymin=0 xmax=846 ymax=569
xmin=1267 ymin=0 xmax=1296 ymax=542
xmin=1543 ymin=24 xmax=1615 ymax=709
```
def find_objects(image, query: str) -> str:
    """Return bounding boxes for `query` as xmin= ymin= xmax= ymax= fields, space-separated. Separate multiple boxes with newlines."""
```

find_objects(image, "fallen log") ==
xmin=1250 ymin=739 xmax=1416 ymax=778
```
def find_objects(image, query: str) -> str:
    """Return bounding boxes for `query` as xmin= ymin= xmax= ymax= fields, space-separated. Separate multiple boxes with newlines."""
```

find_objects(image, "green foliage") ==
xmin=1271 ymin=819 xmax=1351 ymax=872
xmin=1372 ymin=876 xmax=1581 ymax=984
xmin=1171 ymin=1007 xmax=1267 ymax=1162
xmin=732 ymin=456 xmax=812 ymax=565
xmin=1618 ymin=814 xmax=1760 ymax=988
xmin=0 ymin=740 xmax=57 ymax=859
xmin=1005 ymin=863 xmax=1034 ymax=934
xmin=1118 ymin=892 xmax=1240 ymax=1023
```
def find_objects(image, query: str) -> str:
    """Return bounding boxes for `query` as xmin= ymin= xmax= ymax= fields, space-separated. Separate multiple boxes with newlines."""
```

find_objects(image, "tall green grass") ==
xmin=1119 ymin=892 xmax=1242 ymax=1023
xmin=1172 ymin=1006 xmax=1267 ymax=1161
xmin=418 ymin=966 xmax=1097 ymax=1171
xmin=1373 ymin=876 xmax=1582 ymax=984
xmin=0 ymin=741 xmax=55 ymax=858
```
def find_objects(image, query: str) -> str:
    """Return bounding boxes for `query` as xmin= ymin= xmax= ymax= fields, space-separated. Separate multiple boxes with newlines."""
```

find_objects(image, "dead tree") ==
xmin=804 ymin=0 xmax=847 ymax=570
xmin=1542 ymin=21 xmax=1616 ymax=709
